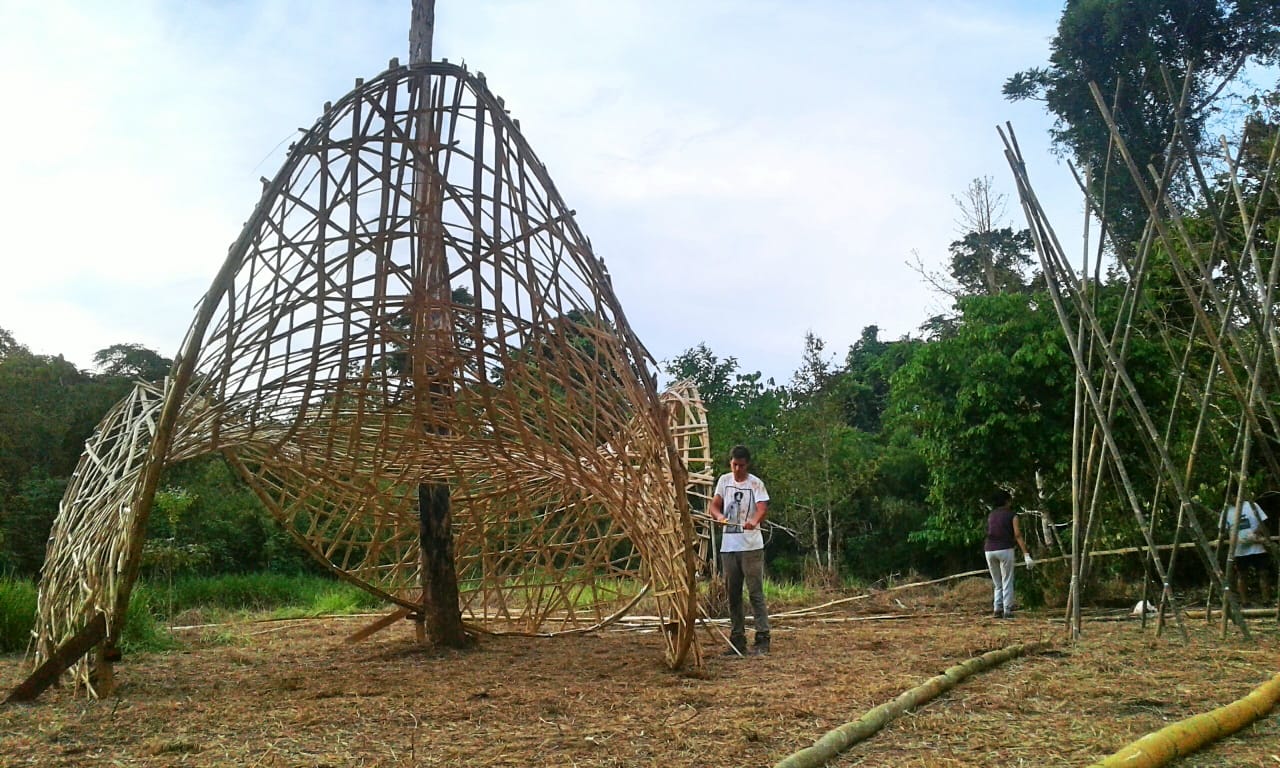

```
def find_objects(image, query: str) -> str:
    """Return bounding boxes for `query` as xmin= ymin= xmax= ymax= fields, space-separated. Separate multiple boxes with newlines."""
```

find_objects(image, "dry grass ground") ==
xmin=2 ymin=578 xmax=1278 ymax=767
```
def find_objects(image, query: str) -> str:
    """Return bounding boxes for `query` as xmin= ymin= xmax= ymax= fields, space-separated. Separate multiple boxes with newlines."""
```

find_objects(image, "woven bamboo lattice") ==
xmin=32 ymin=60 xmax=711 ymax=693
xmin=1001 ymin=78 xmax=1280 ymax=637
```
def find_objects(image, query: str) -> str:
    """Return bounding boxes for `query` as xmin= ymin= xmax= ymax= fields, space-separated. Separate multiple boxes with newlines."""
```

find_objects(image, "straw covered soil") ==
xmin=3 ymin=578 xmax=1278 ymax=767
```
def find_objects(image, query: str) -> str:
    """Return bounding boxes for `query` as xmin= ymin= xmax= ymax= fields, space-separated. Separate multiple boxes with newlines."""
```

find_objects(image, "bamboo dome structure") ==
xmin=16 ymin=45 xmax=713 ymax=699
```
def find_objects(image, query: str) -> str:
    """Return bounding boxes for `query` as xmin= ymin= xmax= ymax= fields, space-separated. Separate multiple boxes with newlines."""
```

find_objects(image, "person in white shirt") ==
xmin=1221 ymin=499 xmax=1273 ymax=605
xmin=709 ymin=444 xmax=771 ymax=656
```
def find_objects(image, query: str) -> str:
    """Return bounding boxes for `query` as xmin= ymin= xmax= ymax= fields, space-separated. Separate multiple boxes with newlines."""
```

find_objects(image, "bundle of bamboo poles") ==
xmin=1001 ymin=67 xmax=1280 ymax=640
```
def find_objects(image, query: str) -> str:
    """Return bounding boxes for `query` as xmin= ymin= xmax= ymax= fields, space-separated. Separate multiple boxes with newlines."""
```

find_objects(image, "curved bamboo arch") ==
xmin=28 ymin=61 xmax=708 ymax=695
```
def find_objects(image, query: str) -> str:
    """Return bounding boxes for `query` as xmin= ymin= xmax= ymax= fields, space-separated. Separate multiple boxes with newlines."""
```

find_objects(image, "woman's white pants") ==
xmin=985 ymin=548 xmax=1015 ymax=614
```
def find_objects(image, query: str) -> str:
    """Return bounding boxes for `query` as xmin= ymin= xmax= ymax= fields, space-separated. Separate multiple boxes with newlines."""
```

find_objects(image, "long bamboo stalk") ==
xmin=1086 ymin=671 xmax=1280 ymax=767
xmin=771 ymin=642 xmax=1049 ymax=768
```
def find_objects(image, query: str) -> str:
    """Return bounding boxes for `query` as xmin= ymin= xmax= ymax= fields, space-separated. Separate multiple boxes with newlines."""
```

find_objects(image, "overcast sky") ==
xmin=0 ymin=0 xmax=1089 ymax=385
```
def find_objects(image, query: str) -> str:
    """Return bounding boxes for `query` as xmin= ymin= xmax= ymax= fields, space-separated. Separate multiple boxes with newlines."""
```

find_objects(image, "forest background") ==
xmin=3 ymin=1 xmax=1280 ymax=607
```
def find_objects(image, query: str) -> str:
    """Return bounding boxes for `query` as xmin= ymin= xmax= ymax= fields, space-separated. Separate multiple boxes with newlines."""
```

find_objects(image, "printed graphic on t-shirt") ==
xmin=725 ymin=489 xmax=751 ymax=533
xmin=1224 ymin=506 xmax=1259 ymax=533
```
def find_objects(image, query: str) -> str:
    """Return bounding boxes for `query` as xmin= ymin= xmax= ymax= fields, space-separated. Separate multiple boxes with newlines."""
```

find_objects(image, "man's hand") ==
xmin=1024 ymin=554 xmax=1034 ymax=569
xmin=743 ymin=518 xmax=758 ymax=531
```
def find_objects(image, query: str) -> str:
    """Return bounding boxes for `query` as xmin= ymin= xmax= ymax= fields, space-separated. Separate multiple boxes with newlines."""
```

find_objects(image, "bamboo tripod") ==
xmin=1001 ymin=70 xmax=1280 ymax=641
xmin=13 ymin=16 xmax=711 ymax=702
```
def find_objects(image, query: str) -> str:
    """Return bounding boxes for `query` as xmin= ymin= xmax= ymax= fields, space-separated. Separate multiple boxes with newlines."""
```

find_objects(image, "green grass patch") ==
xmin=841 ymin=575 xmax=870 ymax=593
xmin=0 ymin=576 xmax=37 ymax=654
xmin=0 ymin=577 xmax=177 ymax=655
xmin=763 ymin=578 xmax=816 ymax=606
xmin=120 ymin=585 xmax=177 ymax=653
xmin=1 ymin=574 xmax=385 ymax=658
xmin=267 ymin=582 xmax=383 ymax=619
xmin=154 ymin=573 xmax=380 ymax=621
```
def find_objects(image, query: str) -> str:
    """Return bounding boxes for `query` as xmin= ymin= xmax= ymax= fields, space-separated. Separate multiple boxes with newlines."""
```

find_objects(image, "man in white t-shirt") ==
xmin=709 ymin=444 xmax=771 ymax=656
xmin=1220 ymin=499 xmax=1273 ymax=605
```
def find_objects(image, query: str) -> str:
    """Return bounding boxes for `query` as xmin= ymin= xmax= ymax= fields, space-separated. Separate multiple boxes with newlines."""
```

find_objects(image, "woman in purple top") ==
xmin=983 ymin=489 xmax=1032 ymax=618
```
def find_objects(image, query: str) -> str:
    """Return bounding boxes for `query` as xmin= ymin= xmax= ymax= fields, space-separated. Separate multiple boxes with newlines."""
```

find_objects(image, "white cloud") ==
xmin=0 ymin=0 xmax=1090 ymax=382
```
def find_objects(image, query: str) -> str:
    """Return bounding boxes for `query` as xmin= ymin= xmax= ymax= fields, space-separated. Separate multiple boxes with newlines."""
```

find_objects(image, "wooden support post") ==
xmin=418 ymin=481 xmax=469 ymax=647
xmin=346 ymin=607 xmax=413 ymax=644
xmin=5 ymin=613 xmax=107 ymax=704
xmin=406 ymin=0 xmax=468 ymax=651
xmin=93 ymin=644 xmax=117 ymax=697
xmin=410 ymin=0 xmax=435 ymax=66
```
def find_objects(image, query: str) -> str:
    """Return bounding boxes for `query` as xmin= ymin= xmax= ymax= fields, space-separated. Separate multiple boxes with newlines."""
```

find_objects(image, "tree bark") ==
xmin=407 ymin=0 xmax=468 ymax=649
xmin=418 ymin=481 xmax=470 ymax=647
xmin=409 ymin=0 xmax=434 ymax=65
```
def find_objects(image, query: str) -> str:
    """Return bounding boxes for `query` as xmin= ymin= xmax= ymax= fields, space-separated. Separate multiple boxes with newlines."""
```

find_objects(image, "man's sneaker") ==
xmin=722 ymin=641 xmax=747 ymax=657
xmin=992 ymin=610 xmax=1002 ymax=619
xmin=752 ymin=643 xmax=770 ymax=656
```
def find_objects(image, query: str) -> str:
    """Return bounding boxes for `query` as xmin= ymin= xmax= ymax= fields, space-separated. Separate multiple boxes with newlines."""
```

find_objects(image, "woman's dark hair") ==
xmin=988 ymin=489 xmax=1012 ymax=507
xmin=730 ymin=444 xmax=751 ymax=463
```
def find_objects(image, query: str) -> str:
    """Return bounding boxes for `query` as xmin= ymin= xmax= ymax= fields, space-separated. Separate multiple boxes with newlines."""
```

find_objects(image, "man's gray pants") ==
xmin=722 ymin=548 xmax=770 ymax=648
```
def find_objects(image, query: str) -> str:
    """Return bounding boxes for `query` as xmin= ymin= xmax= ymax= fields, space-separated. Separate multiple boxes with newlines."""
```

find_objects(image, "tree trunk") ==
xmin=407 ymin=0 xmax=469 ymax=650
xmin=811 ymin=514 xmax=821 ymax=567
xmin=825 ymin=505 xmax=836 ymax=576
xmin=418 ymin=481 xmax=469 ymax=647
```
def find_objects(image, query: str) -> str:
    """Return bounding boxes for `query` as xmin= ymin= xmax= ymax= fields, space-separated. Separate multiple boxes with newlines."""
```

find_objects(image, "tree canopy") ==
xmin=92 ymin=343 xmax=172 ymax=381
xmin=1004 ymin=0 xmax=1280 ymax=251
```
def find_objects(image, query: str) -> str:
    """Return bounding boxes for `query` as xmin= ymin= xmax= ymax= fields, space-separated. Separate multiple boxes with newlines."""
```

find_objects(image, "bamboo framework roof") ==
xmin=31 ymin=60 xmax=711 ymax=693
xmin=1002 ymin=81 xmax=1280 ymax=638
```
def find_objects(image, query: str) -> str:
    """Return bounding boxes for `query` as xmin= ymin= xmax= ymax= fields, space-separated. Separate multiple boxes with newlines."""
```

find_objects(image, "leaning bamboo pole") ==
xmin=771 ymin=642 xmax=1049 ymax=768
xmin=1005 ymin=124 xmax=1200 ymax=637
xmin=1000 ymin=95 xmax=1280 ymax=637
xmin=1086 ymin=670 xmax=1280 ymax=767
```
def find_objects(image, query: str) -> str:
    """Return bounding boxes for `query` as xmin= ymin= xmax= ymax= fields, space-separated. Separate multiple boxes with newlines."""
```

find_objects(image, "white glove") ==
xmin=1024 ymin=554 xmax=1034 ymax=569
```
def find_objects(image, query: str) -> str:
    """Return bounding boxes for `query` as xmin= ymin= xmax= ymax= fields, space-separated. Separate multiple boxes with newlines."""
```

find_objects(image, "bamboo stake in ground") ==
xmin=771 ymin=641 xmax=1050 ymax=768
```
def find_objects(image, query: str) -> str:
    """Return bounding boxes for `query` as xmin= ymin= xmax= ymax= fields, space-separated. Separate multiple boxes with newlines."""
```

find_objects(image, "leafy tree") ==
xmin=0 ymin=327 xmax=24 ymax=360
xmin=156 ymin=455 xmax=313 ymax=575
xmin=663 ymin=343 xmax=740 ymax=407
xmin=92 ymin=343 xmax=172 ymax=381
xmin=826 ymin=327 xmax=938 ymax=578
xmin=142 ymin=486 xmax=209 ymax=615
xmin=0 ymin=349 xmax=92 ymax=492
xmin=663 ymin=344 xmax=782 ymax=470
xmin=0 ymin=469 xmax=66 ymax=575
xmin=888 ymin=292 xmax=1075 ymax=559
xmin=0 ymin=334 xmax=174 ymax=575
xmin=949 ymin=177 xmax=1036 ymax=296
xmin=764 ymin=334 xmax=878 ymax=578
xmin=836 ymin=326 xmax=922 ymax=433
xmin=1005 ymin=0 xmax=1280 ymax=252
xmin=949 ymin=228 xmax=1036 ymax=296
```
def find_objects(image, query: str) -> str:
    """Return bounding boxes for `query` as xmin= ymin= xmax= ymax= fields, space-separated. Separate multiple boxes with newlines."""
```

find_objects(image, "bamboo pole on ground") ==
xmin=771 ymin=642 xmax=1049 ymax=768
xmin=1086 ymin=670 xmax=1280 ymax=767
